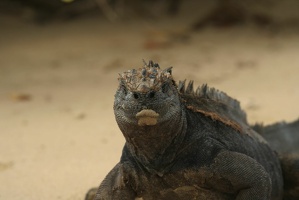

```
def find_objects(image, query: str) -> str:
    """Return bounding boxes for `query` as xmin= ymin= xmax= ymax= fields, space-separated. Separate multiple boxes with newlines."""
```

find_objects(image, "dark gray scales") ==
xmin=86 ymin=61 xmax=299 ymax=200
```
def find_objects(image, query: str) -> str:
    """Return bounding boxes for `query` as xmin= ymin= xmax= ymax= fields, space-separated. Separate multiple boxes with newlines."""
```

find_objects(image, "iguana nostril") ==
xmin=147 ymin=91 xmax=155 ymax=98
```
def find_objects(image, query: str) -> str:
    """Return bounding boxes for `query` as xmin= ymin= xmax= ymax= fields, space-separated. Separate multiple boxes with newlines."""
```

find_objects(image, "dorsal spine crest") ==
xmin=178 ymin=80 xmax=247 ymax=124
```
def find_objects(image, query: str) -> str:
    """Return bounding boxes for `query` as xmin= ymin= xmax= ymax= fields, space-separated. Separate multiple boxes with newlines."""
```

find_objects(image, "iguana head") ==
xmin=114 ymin=60 xmax=182 ymax=129
xmin=113 ymin=61 xmax=187 ymax=171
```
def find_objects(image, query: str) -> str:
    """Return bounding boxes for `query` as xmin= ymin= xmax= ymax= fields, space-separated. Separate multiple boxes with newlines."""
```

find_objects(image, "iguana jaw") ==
xmin=115 ymin=99 xmax=177 ymax=127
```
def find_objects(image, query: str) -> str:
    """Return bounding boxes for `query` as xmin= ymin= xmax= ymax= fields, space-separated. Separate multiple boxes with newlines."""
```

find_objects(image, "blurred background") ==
xmin=1 ymin=0 xmax=299 ymax=199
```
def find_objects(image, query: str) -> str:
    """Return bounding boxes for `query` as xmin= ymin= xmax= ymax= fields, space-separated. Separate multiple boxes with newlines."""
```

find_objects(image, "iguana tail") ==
xmin=252 ymin=119 xmax=299 ymax=199
xmin=280 ymin=154 xmax=299 ymax=200
xmin=252 ymin=119 xmax=299 ymax=154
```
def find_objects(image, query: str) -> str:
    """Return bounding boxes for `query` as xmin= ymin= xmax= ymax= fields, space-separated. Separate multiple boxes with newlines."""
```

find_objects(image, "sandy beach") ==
xmin=1 ymin=1 xmax=299 ymax=199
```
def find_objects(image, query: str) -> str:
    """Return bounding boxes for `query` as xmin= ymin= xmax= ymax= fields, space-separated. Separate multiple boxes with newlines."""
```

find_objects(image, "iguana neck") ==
xmin=122 ymin=109 xmax=187 ymax=175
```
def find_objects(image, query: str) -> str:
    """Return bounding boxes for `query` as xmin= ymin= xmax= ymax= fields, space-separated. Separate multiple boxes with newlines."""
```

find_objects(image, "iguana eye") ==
xmin=147 ymin=91 xmax=155 ymax=98
xmin=120 ymin=84 xmax=128 ymax=95
xmin=133 ymin=93 xmax=139 ymax=99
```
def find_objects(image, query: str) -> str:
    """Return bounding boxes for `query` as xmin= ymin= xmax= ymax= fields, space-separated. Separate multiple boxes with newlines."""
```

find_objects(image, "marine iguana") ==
xmin=86 ymin=60 xmax=299 ymax=200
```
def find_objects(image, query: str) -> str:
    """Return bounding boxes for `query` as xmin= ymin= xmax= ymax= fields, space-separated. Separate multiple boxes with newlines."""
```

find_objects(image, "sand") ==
xmin=1 ymin=3 xmax=299 ymax=199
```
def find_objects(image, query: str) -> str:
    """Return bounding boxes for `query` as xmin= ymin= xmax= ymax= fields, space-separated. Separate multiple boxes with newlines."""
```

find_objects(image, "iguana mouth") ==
xmin=136 ymin=109 xmax=159 ymax=126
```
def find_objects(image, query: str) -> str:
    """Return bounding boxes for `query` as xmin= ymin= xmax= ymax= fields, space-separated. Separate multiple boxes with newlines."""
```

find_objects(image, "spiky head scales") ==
xmin=118 ymin=60 xmax=173 ymax=93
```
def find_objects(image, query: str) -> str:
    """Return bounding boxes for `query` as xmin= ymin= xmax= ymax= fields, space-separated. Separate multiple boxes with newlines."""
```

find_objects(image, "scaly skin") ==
xmin=86 ymin=60 xmax=299 ymax=200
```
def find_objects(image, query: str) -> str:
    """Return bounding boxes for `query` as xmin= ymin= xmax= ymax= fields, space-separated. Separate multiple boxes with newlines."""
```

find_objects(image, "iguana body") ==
xmin=86 ymin=61 xmax=299 ymax=200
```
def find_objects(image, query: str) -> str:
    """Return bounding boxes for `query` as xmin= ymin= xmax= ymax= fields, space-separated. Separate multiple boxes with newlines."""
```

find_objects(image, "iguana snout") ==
xmin=136 ymin=109 xmax=159 ymax=126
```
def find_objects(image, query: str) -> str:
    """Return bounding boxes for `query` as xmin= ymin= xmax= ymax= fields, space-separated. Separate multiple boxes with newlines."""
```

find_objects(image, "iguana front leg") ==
xmin=93 ymin=163 xmax=137 ymax=200
xmin=210 ymin=151 xmax=272 ymax=200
